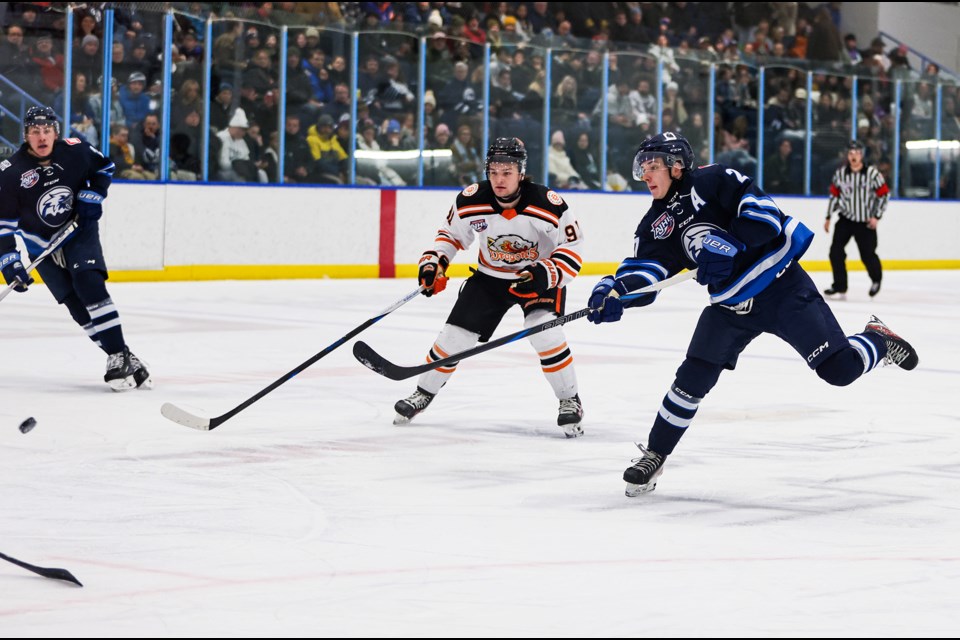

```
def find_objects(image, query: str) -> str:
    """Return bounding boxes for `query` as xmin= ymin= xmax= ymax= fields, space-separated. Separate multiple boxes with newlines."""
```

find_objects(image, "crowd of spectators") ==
xmin=1 ymin=2 xmax=958 ymax=197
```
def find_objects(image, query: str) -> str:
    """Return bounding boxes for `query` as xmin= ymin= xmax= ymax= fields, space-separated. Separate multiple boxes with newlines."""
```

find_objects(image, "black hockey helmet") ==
xmin=23 ymin=105 xmax=60 ymax=138
xmin=632 ymin=131 xmax=696 ymax=180
xmin=847 ymin=139 xmax=865 ymax=151
xmin=485 ymin=137 xmax=527 ymax=177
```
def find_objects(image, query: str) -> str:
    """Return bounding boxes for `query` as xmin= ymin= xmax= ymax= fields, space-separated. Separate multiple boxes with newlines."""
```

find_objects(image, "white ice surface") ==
xmin=1 ymin=271 xmax=958 ymax=637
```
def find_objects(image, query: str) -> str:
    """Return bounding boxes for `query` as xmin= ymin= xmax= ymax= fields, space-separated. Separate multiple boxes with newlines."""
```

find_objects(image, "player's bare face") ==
xmin=26 ymin=125 xmax=57 ymax=158
xmin=640 ymin=159 xmax=673 ymax=199
xmin=487 ymin=163 xmax=521 ymax=198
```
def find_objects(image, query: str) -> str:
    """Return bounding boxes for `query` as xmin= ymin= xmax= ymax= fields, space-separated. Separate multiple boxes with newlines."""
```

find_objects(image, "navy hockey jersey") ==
xmin=0 ymin=138 xmax=115 ymax=254
xmin=616 ymin=163 xmax=813 ymax=306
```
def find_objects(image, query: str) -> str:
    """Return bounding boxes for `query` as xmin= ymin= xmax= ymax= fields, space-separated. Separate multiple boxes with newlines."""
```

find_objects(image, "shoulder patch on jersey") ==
xmin=64 ymin=138 xmax=82 ymax=145
xmin=0 ymin=159 xmax=10 ymax=171
xmin=546 ymin=190 xmax=564 ymax=206
xmin=462 ymin=183 xmax=479 ymax=197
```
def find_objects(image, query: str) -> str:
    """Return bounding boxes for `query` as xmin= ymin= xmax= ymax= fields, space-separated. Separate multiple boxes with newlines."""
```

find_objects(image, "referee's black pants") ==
xmin=828 ymin=216 xmax=882 ymax=292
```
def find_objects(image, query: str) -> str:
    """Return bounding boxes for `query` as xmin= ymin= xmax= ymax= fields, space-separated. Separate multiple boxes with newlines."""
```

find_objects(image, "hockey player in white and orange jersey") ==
xmin=393 ymin=137 xmax=586 ymax=437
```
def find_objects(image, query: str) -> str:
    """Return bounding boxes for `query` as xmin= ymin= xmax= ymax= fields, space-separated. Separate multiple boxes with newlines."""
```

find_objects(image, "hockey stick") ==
xmin=353 ymin=269 xmax=698 ymax=381
xmin=161 ymin=285 xmax=427 ymax=430
xmin=0 ymin=551 xmax=83 ymax=586
xmin=0 ymin=219 xmax=80 ymax=303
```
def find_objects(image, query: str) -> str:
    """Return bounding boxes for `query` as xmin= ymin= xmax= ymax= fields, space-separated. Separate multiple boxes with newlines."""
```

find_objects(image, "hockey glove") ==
xmin=74 ymin=189 xmax=104 ymax=222
xmin=695 ymin=230 xmax=745 ymax=287
xmin=1 ymin=251 xmax=33 ymax=293
xmin=418 ymin=252 xmax=449 ymax=297
xmin=512 ymin=260 xmax=559 ymax=296
xmin=587 ymin=276 xmax=626 ymax=324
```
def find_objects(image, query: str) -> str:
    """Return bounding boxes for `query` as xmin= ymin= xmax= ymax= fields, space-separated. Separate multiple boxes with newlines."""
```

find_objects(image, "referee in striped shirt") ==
xmin=823 ymin=139 xmax=890 ymax=298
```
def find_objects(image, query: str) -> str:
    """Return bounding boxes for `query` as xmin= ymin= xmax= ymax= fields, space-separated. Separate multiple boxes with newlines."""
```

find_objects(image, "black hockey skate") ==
xmin=104 ymin=346 xmax=152 ymax=391
xmin=864 ymin=315 xmax=919 ymax=371
xmin=623 ymin=444 xmax=667 ymax=497
xmin=557 ymin=394 xmax=584 ymax=438
xmin=394 ymin=387 xmax=435 ymax=425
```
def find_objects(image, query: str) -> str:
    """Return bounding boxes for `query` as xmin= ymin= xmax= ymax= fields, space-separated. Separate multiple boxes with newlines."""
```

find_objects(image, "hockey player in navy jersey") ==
xmin=393 ymin=137 xmax=587 ymax=437
xmin=0 ymin=106 xmax=151 ymax=391
xmin=586 ymin=132 xmax=918 ymax=496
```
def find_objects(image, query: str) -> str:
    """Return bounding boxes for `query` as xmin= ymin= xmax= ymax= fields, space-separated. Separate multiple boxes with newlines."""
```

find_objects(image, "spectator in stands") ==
xmin=282 ymin=46 xmax=313 ymax=118
xmin=1 ymin=24 xmax=37 ymax=92
xmin=765 ymin=138 xmax=801 ymax=194
xmin=171 ymin=78 xmax=204 ymax=157
xmin=437 ymin=61 xmax=481 ymax=128
xmin=843 ymin=33 xmax=863 ymax=67
xmin=118 ymin=71 xmax=152 ymax=127
xmin=209 ymin=82 xmax=235 ymax=131
xmin=567 ymin=131 xmax=601 ymax=190
xmin=73 ymin=34 xmax=101 ymax=87
xmin=334 ymin=114 xmax=353 ymax=156
xmin=215 ymin=108 xmax=266 ymax=183
xmin=66 ymin=73 xmax=99 ymax=146
xmin=212 ymin=20 xmax=245 ymax=76
xmin=548 ymin=130 xmax=582 ymax=189
xmin=30 ymin=32 xmax=64 ymax=101
xmin=126 ymin=38 xmax=156 ymax=85
xmin=322 ymin=83 xmax=352 ymax=123
xmin=85 ymin=75 xmax=125 ymax=128
xmin=307 ymin=113 xmax=347 ymax=184
xmin=131 ymin=112 xmax=161 ymax=180
xmin=662 ymin=81 xmax=688 ymax=127
xmin=379 ymin=55 xmax=417 ymax=116
xmin=450 ymin=124 xmax=483 ymax=186
xmin=110 ymin=123 xmax=151 ymax=180
xmin=282 ymin=114 xmax=314 ymax=184
xmin=243 ymin=47 xmax=277 ymax=96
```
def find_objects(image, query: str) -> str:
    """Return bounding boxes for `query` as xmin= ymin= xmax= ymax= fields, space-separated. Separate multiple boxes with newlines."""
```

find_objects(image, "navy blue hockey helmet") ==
xmin=23 ymin=105 xmax=60 ymax=139
xmin=633 ymin=132 xmax=696 ymax=180
xmin=485 ymin=137 xmax=527 ymax=176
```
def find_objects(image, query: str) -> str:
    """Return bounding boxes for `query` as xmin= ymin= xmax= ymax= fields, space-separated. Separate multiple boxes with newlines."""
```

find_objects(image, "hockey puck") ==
xmin=19 ymin=417 xmax=36 ymax=434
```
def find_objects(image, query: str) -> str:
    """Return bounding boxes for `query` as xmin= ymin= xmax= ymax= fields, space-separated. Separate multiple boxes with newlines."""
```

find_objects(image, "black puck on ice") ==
xmin=19 ymin=417 xmax=36 ymax=434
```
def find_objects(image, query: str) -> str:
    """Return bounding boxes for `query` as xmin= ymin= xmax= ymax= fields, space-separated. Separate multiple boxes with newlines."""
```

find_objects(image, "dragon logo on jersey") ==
xmin=651 ymin=212 xmax=675 ymax=240
xmin=470 ymin=219 xmax=488 ymax=232
xmin=682 ymin=222 xmax=722 ymax=262
xmin=462 ymin=183 xmax=479 ymax=197
xmin=20 ymin=168 xmax=39 ymax=189
xmin=487 ymin=235 xmax=539 ymax=263
xmin=36 ymin=186 xmax=75 ymax=227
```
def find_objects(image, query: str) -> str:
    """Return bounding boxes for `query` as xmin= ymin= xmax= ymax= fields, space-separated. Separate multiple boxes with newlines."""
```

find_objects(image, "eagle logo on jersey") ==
xmin=462 ymin=183 xmax=479 ymax=197
xmin=651 ymin=212 xmax=675 ymax=240
xmin=20 ymin=168 xmax=39 ymax=189
xmin=36 ymin=186 xmax=75 ymax=227
xmin=470 ymin=219 xmax=488 ymax=232
xmin=682 ymin=222 xmax=722 ymax=262
xmin=546 ymin=190 xmax=564 ymax=206
xmin=487 ymin=234 xmax=539 ymax=263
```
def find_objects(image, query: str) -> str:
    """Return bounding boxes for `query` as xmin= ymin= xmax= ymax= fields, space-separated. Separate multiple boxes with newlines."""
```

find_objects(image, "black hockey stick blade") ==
xmin=161 ymin=285 xmax=425 ymax=431
xmin=354 ymin=269 xmax=698 ymax=381
xmin=0 ymin=551 xmax=83 ymax=586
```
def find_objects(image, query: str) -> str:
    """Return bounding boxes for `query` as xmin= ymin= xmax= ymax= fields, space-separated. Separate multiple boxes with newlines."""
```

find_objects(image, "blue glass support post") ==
xmin=99 ymin=10 xmax=115 ymax=153
xmin=482 ymin=43 xmax=491 ymax=158
xmin=756 ymin=66 xmax=766 ymax=188
xmin=851 ymin=76 xmax=859 ymax=142
xmin=656 ymin=61 xmax=663 ymax=130
xmin=707 ymin=64 xmax=716 ymax=165
xmin=599 ymin=52 xmax=609 ymax=191
xmin=934 ymin=82 xmax=942 ymax=199
xmin=541 ymin=49 xmax=552 ymax=185
xmin=349 ymin=32 xmax=359 ymax=185
xmin=893 ymin=80 xmax=902 ymax=198
xmin=202 ymin=17 xmax=213 ymax=182
xmin=160 ymin=11 xmax=174 ymax=181
xmin=417 ymin=36 xmax=427 ymax=186
xmin=63 ymin=8 xmax=74 ymax=129
xmin=278 ymin=27 xmax=288 ymax=184
xmin=804 ymin=71 xmax=813 ymax=196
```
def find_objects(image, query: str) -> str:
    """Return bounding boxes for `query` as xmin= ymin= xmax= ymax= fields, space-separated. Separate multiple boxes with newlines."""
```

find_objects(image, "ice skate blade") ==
xmin=562 ymin=423 xmax=584 ymax=438
xmin=393 ymin=413 xmax=412 ymax=426
xmin=625 ymin=481 xmax=658 ymax=497
xmin=107 ymin=376 xmax=137 ymax=392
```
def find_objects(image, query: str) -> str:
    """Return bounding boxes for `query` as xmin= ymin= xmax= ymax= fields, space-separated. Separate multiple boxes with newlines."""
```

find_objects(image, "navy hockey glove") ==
xmin=418 ymin=252 xmax=449 ymax=297
xmin=1 ymin=251 xmax=33 ymax=293
xmin=512 ymin=260 xmax=559 ymax=296
xmin=74 ymin=189 xmax=104 ymax=222
xmin=695 ymin=230 xmax=745 ymax=286
xmin=587 ymin=276 xmax=626 ymax=324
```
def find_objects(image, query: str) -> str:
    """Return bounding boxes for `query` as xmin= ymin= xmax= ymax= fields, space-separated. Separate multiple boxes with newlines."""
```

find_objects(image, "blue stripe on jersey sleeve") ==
xmin=738 ymin=194 xmax=783 ymax=233
xmin=615 ymin=258 xmax=668 ymax=308
xmin=709 ymin=216 xmax=814 ymax=305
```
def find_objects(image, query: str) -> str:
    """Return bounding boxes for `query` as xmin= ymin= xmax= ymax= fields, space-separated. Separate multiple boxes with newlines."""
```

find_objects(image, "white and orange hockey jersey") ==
xmin=426 ymin=180 xmax=584 ymax=287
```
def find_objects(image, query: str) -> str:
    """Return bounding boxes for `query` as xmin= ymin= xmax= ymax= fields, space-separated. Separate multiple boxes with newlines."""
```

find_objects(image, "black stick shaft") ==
xmin=353 ymin=269 xmax=697 ymax=381
xmin=0 ymin=551 xmax=83 ymax=586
